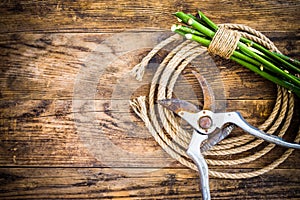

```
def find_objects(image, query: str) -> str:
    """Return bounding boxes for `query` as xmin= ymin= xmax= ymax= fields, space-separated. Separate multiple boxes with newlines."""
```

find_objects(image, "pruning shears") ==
xmin=158 ymin=72 xmax=300 ymax=200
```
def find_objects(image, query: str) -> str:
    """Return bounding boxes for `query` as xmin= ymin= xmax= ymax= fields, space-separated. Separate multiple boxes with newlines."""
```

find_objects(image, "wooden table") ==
xmin=0 ymin=1 xmax=299 ymax=199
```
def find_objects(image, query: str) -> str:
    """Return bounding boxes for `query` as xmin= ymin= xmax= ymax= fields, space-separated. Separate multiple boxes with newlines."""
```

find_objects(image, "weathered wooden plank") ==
xmin=0 ymin=32 xmax=298 ymax=100
xmin=0 ymin=0 xmax=299 ymax=199
xmin=0 ymin=167 xmax=299 ymax=199
xmin=0 ymin=99 xmax=275 ymax=121
xmin=0 ymin=98 xmax=299 ymax=169
xmin=0 ymin=0 xmax=299 ymax=33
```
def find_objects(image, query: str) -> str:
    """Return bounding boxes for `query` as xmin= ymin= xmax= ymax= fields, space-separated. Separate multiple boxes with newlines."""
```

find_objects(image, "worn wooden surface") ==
xmin=0 ymin=0 xmax=300 ymax=199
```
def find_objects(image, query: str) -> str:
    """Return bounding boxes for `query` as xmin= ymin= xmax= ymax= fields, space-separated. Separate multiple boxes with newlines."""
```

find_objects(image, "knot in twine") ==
xmin=208 ymin=26 xmax=241 ymax=59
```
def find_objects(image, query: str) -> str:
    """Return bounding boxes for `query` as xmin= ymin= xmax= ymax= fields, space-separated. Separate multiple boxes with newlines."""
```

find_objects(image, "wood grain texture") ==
xmin=0 ymin=168 xmax=299 ymax=199
xmin=0 ymin=0 xmax=300 ymax=199
xmin=0 ymin=0 xmax=299 ymax=33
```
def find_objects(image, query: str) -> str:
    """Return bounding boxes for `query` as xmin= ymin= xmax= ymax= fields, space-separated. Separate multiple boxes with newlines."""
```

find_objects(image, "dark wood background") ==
xmin=0 ymin=0 xmax=299 ymax=199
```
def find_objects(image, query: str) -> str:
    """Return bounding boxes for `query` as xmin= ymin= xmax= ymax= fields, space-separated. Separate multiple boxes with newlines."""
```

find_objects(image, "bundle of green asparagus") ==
xmin=172 ymin=11 xmax=300 ymax=97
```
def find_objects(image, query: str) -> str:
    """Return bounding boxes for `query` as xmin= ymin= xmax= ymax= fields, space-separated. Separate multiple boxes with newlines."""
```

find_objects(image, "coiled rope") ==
xmin=130 ymin=24 xmax=300 ymax=179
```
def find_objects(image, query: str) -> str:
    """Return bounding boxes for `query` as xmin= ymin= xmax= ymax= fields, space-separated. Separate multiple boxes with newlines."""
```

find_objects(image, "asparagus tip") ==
xmin=174 ymin=11 xmax=183 ymax=15
xmin=187 ymin=18 xmax=193 ymax=25
xmin=171 ymin=24 xmax=177 ymax=32
xmin=174 ymin=12 xmax=182 ymax=18
xmin=260 ymin=65 xmax=264 ymax=71
xmin=185 ymin=34 xmax=193 ymax=40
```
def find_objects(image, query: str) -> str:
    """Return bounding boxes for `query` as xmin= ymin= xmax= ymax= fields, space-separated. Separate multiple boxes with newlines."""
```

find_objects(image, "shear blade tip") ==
xmin=157 ymin=99 xmax=172 ymax=107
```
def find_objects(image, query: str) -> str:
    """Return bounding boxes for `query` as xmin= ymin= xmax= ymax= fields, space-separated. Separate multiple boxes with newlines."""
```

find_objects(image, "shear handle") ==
xmin=221 ymin=112 xmax=300 ymax=149
xmin=187 ymin=131 xmax=211 ymax=200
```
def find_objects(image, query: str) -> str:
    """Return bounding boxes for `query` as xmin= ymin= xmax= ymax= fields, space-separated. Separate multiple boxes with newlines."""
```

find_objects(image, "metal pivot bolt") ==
xmin=199 ymin=116 xmax=212 ymax=130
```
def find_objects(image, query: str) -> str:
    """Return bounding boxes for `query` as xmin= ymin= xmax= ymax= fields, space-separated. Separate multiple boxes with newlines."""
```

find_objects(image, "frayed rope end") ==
xmin=129 ymin=96 xmax=148 ymax=122
xmin=130 ymin=63 xmax=146 ymax=82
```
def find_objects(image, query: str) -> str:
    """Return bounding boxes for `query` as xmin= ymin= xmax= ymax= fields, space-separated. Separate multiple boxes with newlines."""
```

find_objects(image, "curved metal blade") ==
xmin=158 ymin=99 xmax=200 ymax=114
xmin=192 ymin=70 xmax=215 ymax=111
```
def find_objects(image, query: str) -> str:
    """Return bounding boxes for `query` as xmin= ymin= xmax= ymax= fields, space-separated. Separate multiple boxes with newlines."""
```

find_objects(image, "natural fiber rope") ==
xmin=130 ymin=23 xmax=300 ymax=179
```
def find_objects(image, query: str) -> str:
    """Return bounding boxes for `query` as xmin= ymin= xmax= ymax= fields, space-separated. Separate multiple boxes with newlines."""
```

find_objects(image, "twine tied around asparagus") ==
xmin=207 ymin=26 xmax=240 ymax=59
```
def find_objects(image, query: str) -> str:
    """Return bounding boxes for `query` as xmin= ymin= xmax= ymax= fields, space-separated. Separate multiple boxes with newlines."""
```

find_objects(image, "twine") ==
xmin=208 ymin=26 xmax=240 ymax=59
xmin=130 ymin=24 xmax=299 ymax=179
